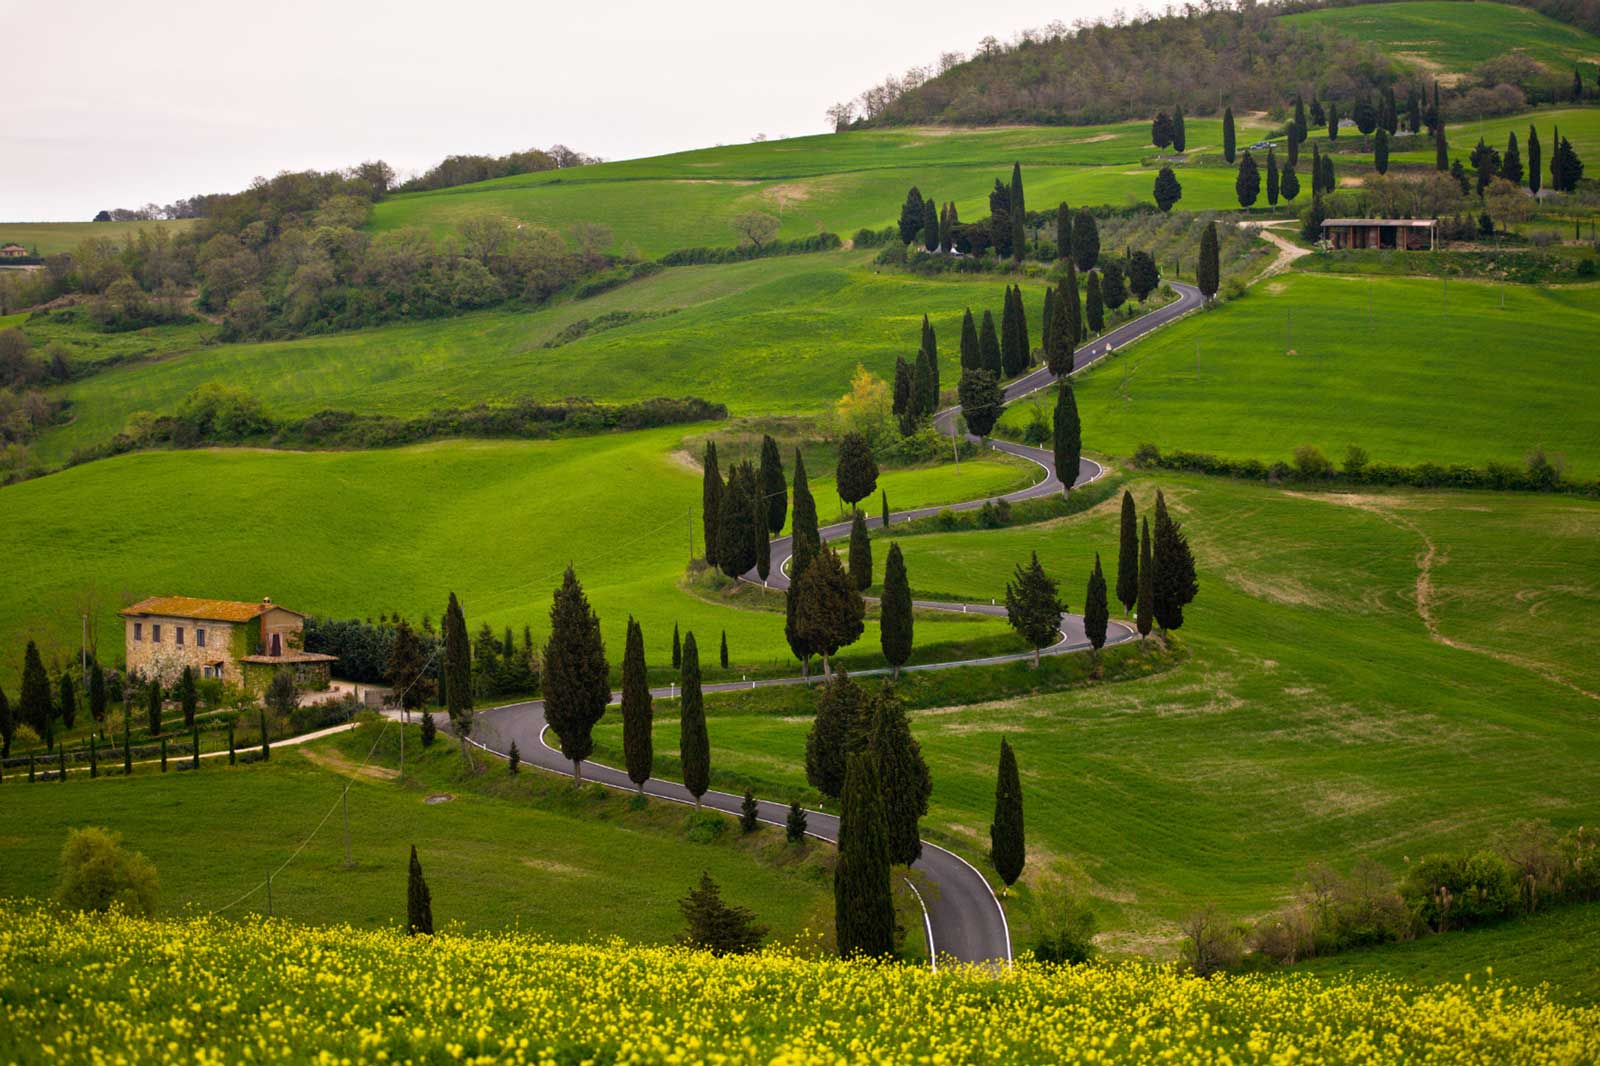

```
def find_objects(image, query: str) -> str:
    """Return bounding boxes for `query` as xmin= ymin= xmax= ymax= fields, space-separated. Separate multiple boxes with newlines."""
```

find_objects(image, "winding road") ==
xmin=472 ymin=280 xmax=1204 ymax=967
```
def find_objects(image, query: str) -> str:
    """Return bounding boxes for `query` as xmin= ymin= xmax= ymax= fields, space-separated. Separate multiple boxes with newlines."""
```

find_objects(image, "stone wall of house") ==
xmin=125 ymin=616 xmax=244 ymax=686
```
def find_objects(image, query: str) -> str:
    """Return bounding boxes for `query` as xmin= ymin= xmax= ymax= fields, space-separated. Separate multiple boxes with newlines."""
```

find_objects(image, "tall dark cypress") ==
xmin=880 ymin=489 xmax=889 ymax=528
xmin=920 ymin=315 xmax=940 ymax=411
xmin=989 ymin=739 xmax=1025 ymax=891
xmin=1116 ymin=490 xmax=1139 ymax=615
xmin=1009 ymin=162 xmax=1026 ymax=261
xmin=759 ymin=434 xmax=787 ymax=534
xmin=541 ymin=566 xmax=610 ymax=784
xmin=717 ymin=460 xmax=761 ymax=578
xmin=443 ymin=591 xmax=472 ymax=758
xmin=1434 ymin=121 xmax=1448 ymax=172
xmin=0 ymin=687 xmax=12 ymax=759
xmin=1528 ymin=126 xmax=1542 ymax=195
xmin=1266 ymin=146 xmax=1280 ymax=203
xmin=835 ymin=751 xmax=895 ymax=958
xmin=621 ymin=616 xmax=653 ymax=793
xmin=1137 ymin=516 xmax=1155 ymax=639
xmin=959 ymin=307 xmax=980 ymax=371
xmin=1071 ymin=209 xmax=1099 ymax=272
xmin=805 ymin=669 xmax=868 ymax=799
xmin=1197 ymin=220 xmax=1220 ymax=302
xmin=58 ymin=673 xmax=77 ymax=731
xmin=88 ymin=662 xmax=106 ymax=725
xmin=1373 ymin=129 xmax=1389 ymax=175
xmin=672 ymin=622 xmax=682 ymax=669
xmin=1235 ymin=151 xmax=1260 ymax=209
xmin=720 ymin=630 xmax=729 ymax=669
xmin=407 ymin=845 xmax=434 ymax=935
xmin=1000 ymin=286 xmax=1021 ymax=377
xmin=1015 ymin=286 xmax=1030 ymax=366
xmin=701 ymin=440 xmax=723 ymax=568
xmin=1222 ymin=105 xmax=1236 ymax=163
xmin=1085 ymin=271 xmax=1104 ymax=335
xmin=1062 ymin=260 xmax=1083 ymax=350
xmin=847 ymin=509 xmax=872 ymax=591
xmin=19 ymin=640 xmax=51 ymax=736
xmin=1311 ymin=143 xmax=1323 ymax=196
xmin=679 ymin=632 xmax=709 ymax=809
xmin=978 ymin=309 xmax=1002 ymax=377
xmin=1045 ymin=277 xmax=1073 ymax=376
xmin=1084 ymin=554 xmax=1110 ymax=657
xmin=176 ymin=666 xmax=195 ymax=730
xmin=868 ymin=689 xmax=932 ymax=866
xmin=1152 ymin=489 xmax=1199 ymax=634
xmin=790 ymin=449 xmax=820 ymax=566
xmin=146 ymin=678 xmax=162 ymax=737
xmin=1054 ymin=201 xmax=1070 ymax=259
xmin=922 ymin=197 xmax=939 ymax=252
xmin=1042 ymin=285 xmax=1056 ymax=357
xmin=1053 ymin=381 xmax=1081 ymax=494
xmin=1501 ymin=131 xmax=1522 ymax=185
xmin=879 ymin=542 xmax=913 ymax=678
xmin=892 ymin=355 xmax=911 ymax=418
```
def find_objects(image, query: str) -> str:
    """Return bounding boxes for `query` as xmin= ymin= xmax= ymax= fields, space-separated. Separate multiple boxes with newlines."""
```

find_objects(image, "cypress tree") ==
xmin=20 ymin=641 xmax=51 ymax=737
xmin=1084 ymin=554 xmax=1110 ymax=659
xmin=959 ymin=307 xmax=979 ymax=370
xmin=978 ymin=308 xmax=1002 ymax=377
xmin=720 ymin=630 xmax=729 ymax=669
xmin=717 ymin=460 xmax=761 ymax=578
xmin=1327 ymin=100 xmax=1339 ymax=139
xmin=176 ymin=666 xmax=196 ymax=730
xmin=1502 ymin=131 xmax=1522 ymax=185
xmin=1197 ymin=220 xmax=1220 ymax=302
xmin=58 ymin=672 xmax=77 ymax=731
xmin=89 ymin=733 xmax=98 ymax=778
xmin=88 ymin=662 xmax=106 ymax=726
xmin=508 ymin=739 xmax=520 ymax=774
xmin=1311 ymin=142 xmax=1323 ymax=196
xmin=1054 ymin=202 xmax=1070 ymax=259
xmin=443 ymin=591 xmax=472 ymax=760
xmin=1137 ymin=517 xmax=1155 ymax=639
xmin=1005 ymin=551 xmax=1065 ymax=667
xmin=1053 ymin=381 xmax=1081 ymax=494
xmin=869 ymin=688 xmax=932 ymax=865
xmin=1235 ymin=151 xmax=1260 ymax=209
xmin=1071 ymin=209 xmax=1099 ymax=272
xmin=989 ymin=739 xmax=1025 ymax=891
xmin=1280 ymin=162 xmax=1300 ymax=202
xmin=228 ymin=720 xmax=236 ymax=765
xmin=1116 ymin=490 xmax=1139 ymax=615
xmin=1528 ymin=126 xmax=1542 ymax=195
xmin=939 ymin=201 xmax=954 ymax=251
xmin=990 ymin=176 xmax=1014 ymax=258
xmin=1222 ymin=105 xmax=1236 ymax=163
xmin=672 ymin=622 xmax=682 ymax=669
xmin=1000 ymin=286 xmax=1021 ymax=377
xmin=1321 ymin=153 xmax=1335 ymax=197
xmin=192 ymin=724 xmax=200 ymax=771
xmin=907 ymin=354 xmax=932 ymax=429
xmin=146 ymin=678 xmax=162 ymax=737
xmin=420 ymin=711 xmax=436 ymax=747
xmin=1374 ymin=129 xmax=1389 ymax=175
xmin=920 ymin=315 xmax=939 ymax=409
xmin=847 ymin=509 xmax=872 ymax=591
xmin=260 ymin=709 xmax=270 ymax=760
xmin=407 ymin=845 xmax=434 ymax=935
xmin=701 ymin=441 xmax=723 ymax=567
xmin=898 ymin=186 xmax=924 ymax=245
xmin=757 ymin=518 xmax=771 ymax=582
xmin=62 ymin=747 xmax=69 ymax=780
xmin=1266 ymin=146 xmax=1280 ymax=204
xmin=786 ymin=801 xmax=808 ymax=843
xmin=794 ymin=548 xmax=865 ymax=676
xmin=958 ymin=367 xmax=1004 ymax=440
xmin=1172 ymin=105 xmax=1187 ymax=153
xmin=1045 ymin=276 xmax=1073 ymax=375
xmin=1151 ymin=111 xmax=1174 ymax=152
xmin=541 ymin=566 xmax=610 ymax=785
xmin=1100 ymin=260 xmax=1126 ymax=311
xmin=621 ymin=616 xmax=653 ymax=792
xmin=1009 ymin=162 xmax=1026 ymax=261
xmin=1152 ymin=490 xmax=1199 ymax=634
xmin=1041 ymin=285 xmax=1056 ymax=357
xmin=1293 ymin=96 xmax=1307 ymax=147
xmin=880 ymin=489 xmax=889 ymax=528
xmin=922 ymin=197 xmax=939 ymax=252
xmin=759 ymin=434 xmax=787 ymax=534
xmin=892 ymin=355 xmax=911 ymax=418
xmin=1015 ymin=286 xmax=1030 ymax=365
xmin=879 ymin=542 xmax=913 ymax=678
xmin=0 ymin=687 xmax=12 ymax=758
xmin=1085 ymin=271 xmax=1104 ymax=335
xmin=1062 ymin=260 xmax=1082 ymax=350
xmin=679 ymin=632 xmax=709 ymax=809
xmin=790 ymin=449 xmax=821 ymax=564
xmin=740 ymin=788 xmax=760 ymax=833
xmin=835 ymin=432 xmax=879 ymax=509
xmin=1435 ymin=121 xmax=1448 ymax=172
xmin=805 ymin=669 xmax=868 ymax=799
xmin=835 ymin=751 xmax=895 ymax=958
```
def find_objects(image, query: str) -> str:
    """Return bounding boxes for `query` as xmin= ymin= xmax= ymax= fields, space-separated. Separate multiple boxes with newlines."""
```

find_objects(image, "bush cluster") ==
xmin=658 ymin=232 xmax=841 ymax=266
xmin=882 ymin=475 xmax=1123 ymax=539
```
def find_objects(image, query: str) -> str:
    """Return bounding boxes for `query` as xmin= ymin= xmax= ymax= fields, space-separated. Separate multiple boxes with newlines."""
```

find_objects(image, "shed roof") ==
xmin=1321 ymin=218 xmax=1437 ymax=227
xmin=120 ymin=596 xmax=304 ymax=622
xmin=240 ymin=652 xmax=337 ymax=664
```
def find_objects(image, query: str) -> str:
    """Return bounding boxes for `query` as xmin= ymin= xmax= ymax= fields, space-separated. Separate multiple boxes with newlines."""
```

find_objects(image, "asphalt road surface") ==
xmin=472 ymin=280 xmax=1203 ymax=966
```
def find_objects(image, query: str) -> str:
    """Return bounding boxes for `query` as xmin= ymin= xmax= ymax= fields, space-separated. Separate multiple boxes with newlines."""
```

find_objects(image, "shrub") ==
xmin=1020 ymin=403 xmax=1052 ymax=446
xmin=1179 ymin=905 xmax=1245 ymax=977
xmin=54 ymin=827 xmax=159 ymax=917
xmin=1030 ymin=874 xmax=1099 ymax=965
xmin=686 ymin=812 xmax=726 ymax=844
xmin=1291 ymin=445 xmax=1334 ymax=479
xmin=1400 ymin=851 xmax=1519 ymax=933
xmin=289 ymin=695 xmax=358 ymax=735
xmin=676 ymin=872 xmax=768 ymax=956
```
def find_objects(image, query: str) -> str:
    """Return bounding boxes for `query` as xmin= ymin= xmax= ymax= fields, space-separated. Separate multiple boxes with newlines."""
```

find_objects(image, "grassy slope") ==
xmin=588 ymin=474 xmax=1600 ymax=952
xmin=0 ymin=722 xmax=833 ymax=945
xmin=1000 ymin=272 xmax=1600 ymax=476
xmin=0 ymin=427 xmax=1031 ymax=687
xmin=37 ymin=251 xmax=1065 ymax=463
xmin=1281 ymin=0 xmax=1600 ymax=76
xmin=0 ymin=219 xmax=199 ymax=257
xmin=1388 ymin=107 xmax=1600 ymax=165
xmin=372 ymin=119 xmax=1266 ymax=256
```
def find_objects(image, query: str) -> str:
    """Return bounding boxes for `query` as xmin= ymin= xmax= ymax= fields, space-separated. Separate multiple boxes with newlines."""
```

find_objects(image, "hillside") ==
xmin=6 ymin=904 xmax=1597 ymax=1062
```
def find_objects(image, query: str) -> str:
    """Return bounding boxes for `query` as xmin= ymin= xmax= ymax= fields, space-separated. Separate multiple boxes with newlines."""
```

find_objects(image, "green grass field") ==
xmin=0 ymin=426 xmax=1034 ymax=689
xmin=1388 ymin=107 xmax=1600 ymax=166
xmin=0 ymin=722 xmax=835 ymax=946
xmin=1000 ymin=271 xmax=1600 ymax=476
xmin=587 ymin=473 xmax=1600 ymax=954
xmin=373 ymin=119 xmax=1268 ymax=256
xmin=0 ymin=219 xmax=200 ymax=257
xmin=1282 ymin=0 xmax=1600 ymax=76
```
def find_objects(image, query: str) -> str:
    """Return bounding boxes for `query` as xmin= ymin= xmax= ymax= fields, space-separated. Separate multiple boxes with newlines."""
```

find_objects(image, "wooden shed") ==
xmin=1320 ymin=218 xmax=1437 ymax=251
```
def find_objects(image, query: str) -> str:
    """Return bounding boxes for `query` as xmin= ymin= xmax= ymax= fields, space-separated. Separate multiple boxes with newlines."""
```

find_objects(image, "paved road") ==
xmin=474 ymin=280 xmax=1203 ymax=967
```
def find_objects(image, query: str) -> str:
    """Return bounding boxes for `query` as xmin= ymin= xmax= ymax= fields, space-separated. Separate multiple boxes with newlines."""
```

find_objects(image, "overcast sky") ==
xmin=1 ymin=0 xmax=1108 ymax=221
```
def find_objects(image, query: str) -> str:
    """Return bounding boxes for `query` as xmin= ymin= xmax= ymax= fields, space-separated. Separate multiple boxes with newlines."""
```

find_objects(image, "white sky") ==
xmin=1 ymin=0 xmax=1106 ymax=221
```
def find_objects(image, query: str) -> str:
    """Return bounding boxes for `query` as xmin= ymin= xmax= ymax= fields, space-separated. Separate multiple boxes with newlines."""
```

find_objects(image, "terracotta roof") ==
xmin=120 ymin=596 xmax=304 ymax=622
xmin=240 ymin=652 xmax=337 ymax=664
xmin=1322 ymin=218 xmax=1437 ymax=227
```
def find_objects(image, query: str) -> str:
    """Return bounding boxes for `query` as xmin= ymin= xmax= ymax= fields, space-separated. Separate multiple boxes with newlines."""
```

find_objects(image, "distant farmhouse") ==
xmin=121 ymin=595 xmax=335 ymax=693
xmin=1321 ymin=218 xmax=1438 ymax=251
xmin=0 ymin=243 xmax=30 ymax=259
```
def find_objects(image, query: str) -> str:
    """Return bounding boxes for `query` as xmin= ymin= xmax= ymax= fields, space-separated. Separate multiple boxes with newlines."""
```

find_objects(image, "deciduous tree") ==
xmin=541 ymin=566 xmax=610 ymax=784
xmin=1005 ymin=552 xmax=1064 ymax=666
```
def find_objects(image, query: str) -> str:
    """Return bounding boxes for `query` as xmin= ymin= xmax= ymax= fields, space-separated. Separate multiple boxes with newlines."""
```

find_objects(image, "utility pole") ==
xmin=687 ymin=507 xmax=694 ymax=562
xmin=1285 ymin=308 xmax=1292 ymax=353
xmin=81 ymin=614 xmax=87 ymax=685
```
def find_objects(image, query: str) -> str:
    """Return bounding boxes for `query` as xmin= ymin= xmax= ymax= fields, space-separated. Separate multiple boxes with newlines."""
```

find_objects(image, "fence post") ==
xmin=228 ymin=721 xmax=236 ymax=765
xmin=28 ymin=755 xmax=35 ymax=783
xmin=192 ymin=725 xmax=200 ymax=770
xmin=59 ymin=748 xmax=66 ymax=782
xmin=90 ymin=736 xmax=98 ymax=779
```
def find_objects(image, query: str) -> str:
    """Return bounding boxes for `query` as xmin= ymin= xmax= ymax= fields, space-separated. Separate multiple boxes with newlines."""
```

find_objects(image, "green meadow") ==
xmin=1002 ymin=271 xmax=1600 ymax=476
xmin=0 ymin=426 xmax=1032 ymax=688
xmin=588 ymin=474 xmax=1600 ymax=951
xmin=1281 ymin=0 xmax=1600 ymax=75
xmin=0 ymin=723 xmax=836 ymax=946
xmin=1388 ymin=107 xmax=1600 ymax=165
xmin=0 ymin=218 xmax=199 ymax=257
xmin=373 ymin=118 xmax=1267 ymax=257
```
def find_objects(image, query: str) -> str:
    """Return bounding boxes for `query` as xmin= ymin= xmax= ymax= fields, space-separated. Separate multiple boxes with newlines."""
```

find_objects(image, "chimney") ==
xmin=262 ymin=596 xmax=273 ymax=607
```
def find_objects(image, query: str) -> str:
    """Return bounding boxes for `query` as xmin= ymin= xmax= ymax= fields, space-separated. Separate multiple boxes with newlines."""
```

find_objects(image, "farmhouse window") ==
xmin=152 ymin=624 xmax=161 ymax=642
xmin=176 ymin=627 xmax=185 ymax=646
xmin=197 ymin=628 xmax=206 ymax=648
xmin=134 ymin=622 xmax=142 ymax=641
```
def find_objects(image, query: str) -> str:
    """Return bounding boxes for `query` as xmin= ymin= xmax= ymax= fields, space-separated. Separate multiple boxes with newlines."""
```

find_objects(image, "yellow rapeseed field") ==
xmin=1 ymin=903 xmax=1596 ymax=1064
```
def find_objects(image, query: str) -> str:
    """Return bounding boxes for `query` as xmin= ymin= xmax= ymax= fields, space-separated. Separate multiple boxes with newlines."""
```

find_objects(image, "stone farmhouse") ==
xmin=121 ymin=595 xmax=335 ymax=694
